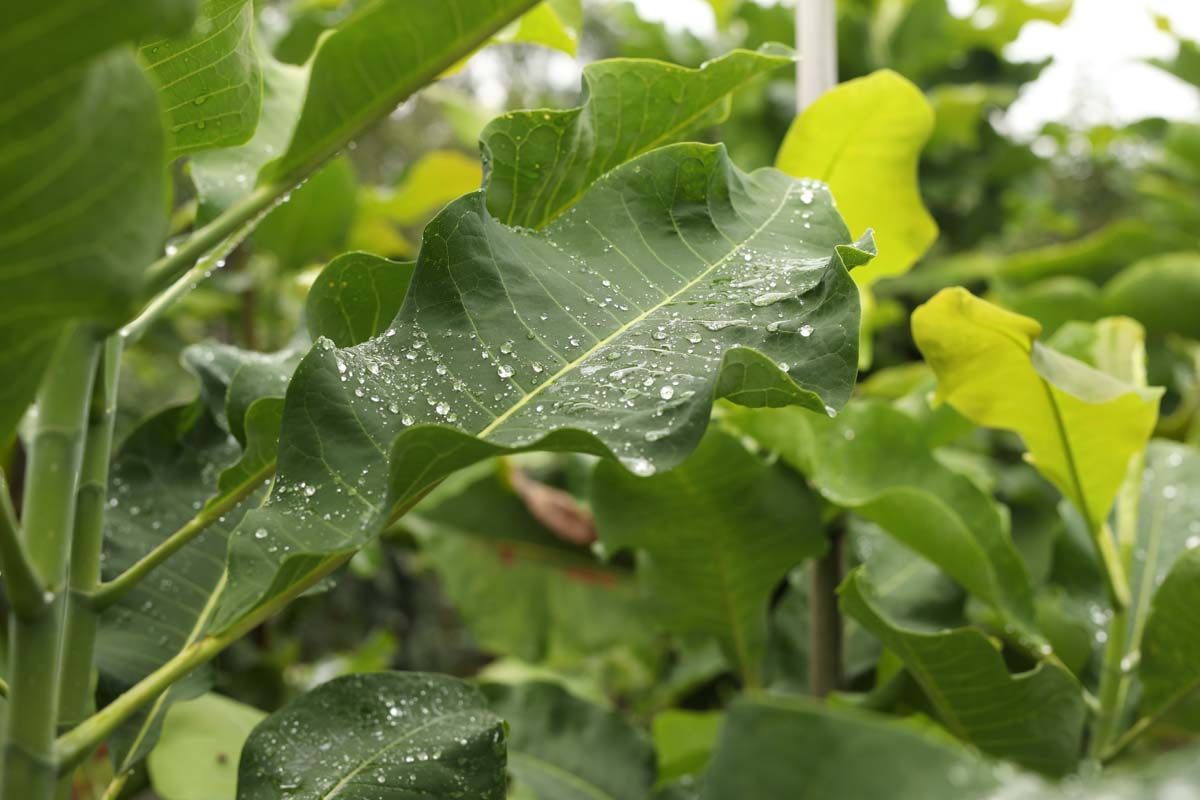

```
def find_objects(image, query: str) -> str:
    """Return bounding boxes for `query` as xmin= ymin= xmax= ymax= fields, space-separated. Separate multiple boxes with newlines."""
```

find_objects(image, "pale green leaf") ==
xmin=236 ymin=673 xmax=506 ymax=799
xmin=141 ymin=0 xmax=262 ymax=155
xmin=147 ymin=693 xmax=265 ymax=800
xmin=592 ymin=430 xmax=825 ymax=685
xmin=499 ymin=0 xmax=583 ymax=56
xmin=652 ymin=710 xmax=722 ymax=785
xmin=776 ymin=70 xmax=937 ymax=286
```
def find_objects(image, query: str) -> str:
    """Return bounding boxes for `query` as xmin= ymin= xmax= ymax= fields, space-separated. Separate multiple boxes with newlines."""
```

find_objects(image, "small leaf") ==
xmin=776 ymin=70 xmax=937 ymax=286
xmin=236 ymin=673 xmax=506 ymax=799
xmin=148 ymin=693 xmax=265 ymax=800
xmin=592 ymin=430 xmax=825 ymax=685
xmin=141 ymin=0 xmax=262 ymax=156
xmin=912 ymin=288 xmax=1161 ymax=536
xmin=840 ymin=569 xmax=1087 ymax=775
xmin=482 ymin=44 xmax=794 ymax=228
xmin=305 ymin=253 xmax=415 ymax=348
xmin=484 ymin=682 xmax=654 ymax=800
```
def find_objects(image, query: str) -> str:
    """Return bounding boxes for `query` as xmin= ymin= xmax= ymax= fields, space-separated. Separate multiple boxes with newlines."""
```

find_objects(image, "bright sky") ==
xmin=628 ymin=0 xmax=1200 ymax=136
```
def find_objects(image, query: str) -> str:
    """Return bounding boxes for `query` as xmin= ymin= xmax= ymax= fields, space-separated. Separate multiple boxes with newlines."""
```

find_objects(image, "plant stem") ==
xmin=4 ymin=328 xmax=100 ymax=800
xmin=55 ymin=552 xmax=350 ymax=772
xmin=88 ymin=459 xmax=276 ymax=610
xmin=57 ymin=337 xmax=122 ymax=733
xmin=810 ymin=526 xmax=843 ymax=697
xmin=1090 ymin=604 xmax=1129 ymax=758
xmin=0 ymin=470 xmax=45 ymax=618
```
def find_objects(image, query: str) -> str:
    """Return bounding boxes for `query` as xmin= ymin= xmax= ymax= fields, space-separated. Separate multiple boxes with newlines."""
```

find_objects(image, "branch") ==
xmin=0 ymin=471 xmax=46 ymax=618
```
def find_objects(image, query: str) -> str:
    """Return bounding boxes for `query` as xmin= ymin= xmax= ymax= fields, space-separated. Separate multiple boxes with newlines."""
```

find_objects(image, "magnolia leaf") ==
xmin=147 ymin=693 xmax=265 ymax=800
xmin=190 ymin=55 xmax=308 ymax=223
xmin=703 ymin=696 xmax=1023 ymax=799
xmin=0 ymin=51 xmax=168 ymax=439
xmin=305 ymin=253 xmax=415 ymax=348
xmin=840 ymin=569 xmax=1087 ymax=775
xmin=141 ymin=0 xmax=262 ymax=156
xmin=236 ymin=673 xmax=506 ymax=799
xmin=729 ymin=400 xmax=1037 ymax=640
xmin=411 ymin=471 xmax=650 ymax=668
xmin=1137 ymin=442 xmax=1200 ymax=720
xmin=264 ymin=0 xmax=541 ymax=184
xmin=210 ymin=141 xmax=868 ymax=631
xmin=776 ymin=70 xmax=936 ymax=287
xmin=484 ymin=682 xmax=655 ymax=800
xmin=482 ymin=44 xmax=794 ymax=228
xmin=592 ymin=430 xmax=825 ymax=685
xmin=912 ymin=288 xmax=1161 ymax=537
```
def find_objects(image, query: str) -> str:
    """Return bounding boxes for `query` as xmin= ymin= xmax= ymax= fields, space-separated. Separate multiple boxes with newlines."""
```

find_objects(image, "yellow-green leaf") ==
xmin=776 ymin=70 xmax=937 ymax=287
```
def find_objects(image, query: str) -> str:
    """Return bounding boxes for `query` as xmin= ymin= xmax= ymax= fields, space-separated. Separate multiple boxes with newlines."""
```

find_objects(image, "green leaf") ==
xmin=482 ymin=44 xmax=794 ymax=228
xmin=252 ymin=156 xmax=357 ymax=270
xmin=1137 ymin=443 xmax=1200 ymax=720
xmin=776 ymin=70 xmax=937 ymax=286
xmin=483 ymin=682 xmax=655 ymax=800
xmin=369 ymin=150 xmax=483 ymax=227
xmin=412 ymin=471 xmax=650 ymax=668
xmin=592 ymin=429 xmax=825 ymax=685
xmin=147 ymin=693 xmax=265 ymax=800
xmin=729 ymin=400 xmax=1037 ymax=639
xmin=141 ymin=0 xmax=262 ymax=156
xmin=912 ymin=288 xmax=1161 ymax=537
xmin=264 ymin=0 xmax=542 ymax=184
xmin=0 ymin=50 xmax=168 ymax=438
xmin=236 ymin=673 xmax=506 ymax=799
xmin=305 ymin=253 xmax=415 ymax=348
xmin=190 ymin=54 xmax=307 ymax=223
xmin=499 ymin=0 xmax=583 ymax=56
xmin=840 ymin=569 xmax=1087 ymax=775
xmin=703 ymin=695 xmax=1023 ymax=799
xmin=1102 ymin=253 xmax=1200 ymax=340
xmin=211 ymin=141 xmax=868 ymax=632
xmin=652 ymin=710 xmax=722 ymax=785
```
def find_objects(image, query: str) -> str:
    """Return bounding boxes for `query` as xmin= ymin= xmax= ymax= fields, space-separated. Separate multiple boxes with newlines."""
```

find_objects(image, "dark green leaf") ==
xmin=305 ymin=253 xmax=415 ymax=348
xmin=252 ymin=157 xmax=358 ymax=271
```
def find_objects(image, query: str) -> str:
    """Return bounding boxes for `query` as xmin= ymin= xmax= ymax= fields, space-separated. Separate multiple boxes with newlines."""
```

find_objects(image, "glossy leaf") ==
xmin=141 ymin=0 xmax=262 ymax=155
xmin=0 ymin=50 xmax=168 ymax=438
xmin=730 ymin=400 xmax=1036 ymax=637
xmin=912 ymin=288 xmax=1161 ymax=536
xmin=482 ymin=44 xmax=794 ymax=228
xmin=306 ymin=253 xmax=415 ymax=348
xmin=484 ymin=682 xmax=654 ymax=800
xmin=147 ymin=693 xmax=265 ymax=800
xmin=264 ymin=0 xmax=542 ymax=183
xmin=211 ymin=142 xmax=868 ymax=632
xmin=840 ymin=569 xmax=1087 ymax=775
xmin=236 ymin=673 xmax=506 ymax=799
xmin=776 ymin=70 xmax=937 ymax=286
xmin=592 ymin=430 xmax=825 ymax=685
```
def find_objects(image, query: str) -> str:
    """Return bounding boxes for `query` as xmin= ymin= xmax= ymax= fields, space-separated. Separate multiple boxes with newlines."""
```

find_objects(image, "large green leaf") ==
xmin=483 ymin=682 xmax=654 ymax=800
xmin=0 ymin=50 xmax=168 ymax=438
xmin=236 ymin=673 xmax=506 ymax=799
xmin=411 ymin=470 xmax=651 ymax=668
xmin=210 ymin=142 xmax=869 ymax=632
xmin=141 ymin=0 xmax=262 ymax=155
xmin=592 ymin=430 xmax=825 ymax=685
xmin=147 ymin=693 xmax=265 ymax=800
xmin=306 ymin=252 xmax=415 ymax=348
xmin=775 ymin=70 xmax=936 ymax=286
xmin=730 ymin=399 xmax=1036 ymax=640
xmin=840 ymin=569 xmax=1087 ymax=775
xmin=912 ymin=288 xmax=1161 ymax=537
xmin=264 ymin=0 xmax=542 ymax=184
xmin=481 ymin=44 xmax=794 ymax=228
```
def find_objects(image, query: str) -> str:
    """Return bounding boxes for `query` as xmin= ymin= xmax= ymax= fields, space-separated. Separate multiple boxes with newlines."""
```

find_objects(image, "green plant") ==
xmin=4 ymin=2 xmax=1200 ymax=799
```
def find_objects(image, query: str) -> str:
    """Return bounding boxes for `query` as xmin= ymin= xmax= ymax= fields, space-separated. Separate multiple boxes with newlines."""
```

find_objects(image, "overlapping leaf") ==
xmin=592 ymin=430 xmax=825 ymax=685
xmin=481 ymin=44 xmax=794 ymax=228
xmin=211 ymin=142 xmax=869 ymax=631
xmin=147 ymin=693 xmax=264 ymax=800
xmin=306 ymin=253 xmax=415 ymax=348
xmin=236 ymin=673 xmax=506 ymax=799
xmin=840 ymin=570 xmax=1087 ymax=775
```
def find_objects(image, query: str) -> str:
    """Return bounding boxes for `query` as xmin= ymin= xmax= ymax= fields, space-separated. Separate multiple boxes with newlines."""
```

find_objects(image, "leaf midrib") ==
xmin=478 ymin=181 xmax=799 ymax=438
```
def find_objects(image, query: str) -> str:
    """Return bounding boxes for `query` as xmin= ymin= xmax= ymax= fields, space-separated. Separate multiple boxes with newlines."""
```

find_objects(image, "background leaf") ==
xmin=147 ymin=693 xmax=265 ymax=800
xmin=305 ymin=252 xmax=415 ymax=348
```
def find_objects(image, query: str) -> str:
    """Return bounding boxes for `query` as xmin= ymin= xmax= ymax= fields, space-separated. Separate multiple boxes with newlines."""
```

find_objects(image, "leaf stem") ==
xmin=0 ymin=470 xmax=46 ymax=619
xmin=87 ymin=459 xmax=277 ymax=610
xmin=810 ymin=525 xmax=843 ymax=697
xmin=3 ymin=328 xmax=100 ymax=800
xmin=54 ymin=552 xmax=350 ymax=772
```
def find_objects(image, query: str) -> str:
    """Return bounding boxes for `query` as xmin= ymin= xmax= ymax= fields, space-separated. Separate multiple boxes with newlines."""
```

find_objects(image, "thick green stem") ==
xmin=4 ymin=328 xmax=100 ymax=800
xmin=57 ymin=338 xmax=122 ymax=733
xmin=0 ymin=471 xmax=45 ymax=618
